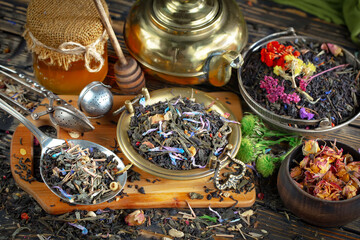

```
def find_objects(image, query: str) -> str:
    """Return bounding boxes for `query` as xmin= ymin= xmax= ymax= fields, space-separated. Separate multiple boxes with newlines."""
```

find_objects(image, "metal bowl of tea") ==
xmin=116 ymin=88 xmax=241 ymax=180
xmin=277 ymin=139 xmax=360 ymax=227
xmin=238 ymin=28 xmax=360 ymax=135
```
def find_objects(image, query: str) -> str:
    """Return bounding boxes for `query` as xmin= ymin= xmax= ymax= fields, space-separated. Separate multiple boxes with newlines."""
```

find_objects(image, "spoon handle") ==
xmin=0 ymin=98 xmax=49 ymax=145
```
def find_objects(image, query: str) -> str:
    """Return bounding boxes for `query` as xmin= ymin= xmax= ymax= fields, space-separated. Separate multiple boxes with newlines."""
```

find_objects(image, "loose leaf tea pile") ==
xmin=41 ymin=142 xmax=122 ymax=204
xmin=242 ymin=40 xmax=360 ymax=128
xmin=128 ymin=96 xmax=238 ymax=170
xmin=0 ymin=74 xmax=42 ymax=114
xmin=291 ymin=140 xmax=360 ymax=201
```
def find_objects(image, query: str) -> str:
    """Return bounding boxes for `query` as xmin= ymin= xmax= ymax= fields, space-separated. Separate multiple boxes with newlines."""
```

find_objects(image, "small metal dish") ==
xmin=116 ymin=88 xmax=241 ymax=180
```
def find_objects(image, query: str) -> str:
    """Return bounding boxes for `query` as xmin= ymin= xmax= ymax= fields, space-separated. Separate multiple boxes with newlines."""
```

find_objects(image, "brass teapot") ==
xmin=124 ymin=0 xmax=248 ymax=86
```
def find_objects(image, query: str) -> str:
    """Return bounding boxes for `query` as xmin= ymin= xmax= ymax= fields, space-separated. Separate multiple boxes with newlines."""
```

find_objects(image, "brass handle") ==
xmin=245 ymin=27 xmax=296 ymax=54
xmin=207 ymin=51 xmax=243 ymax=87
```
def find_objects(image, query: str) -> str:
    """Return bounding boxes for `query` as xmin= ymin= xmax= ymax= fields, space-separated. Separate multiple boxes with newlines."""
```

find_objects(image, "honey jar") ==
xmin=24 ymin=0 xmax=109 ymax=95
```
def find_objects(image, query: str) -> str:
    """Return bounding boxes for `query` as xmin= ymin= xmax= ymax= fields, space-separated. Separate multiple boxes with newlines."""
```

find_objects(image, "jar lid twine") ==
xmin=26 ymin=29 xmax=107 ymax=73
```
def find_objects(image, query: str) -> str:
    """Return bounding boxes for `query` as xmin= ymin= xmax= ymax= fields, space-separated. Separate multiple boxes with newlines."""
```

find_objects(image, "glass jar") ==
xmin=24 ymin=0 xmax=110 ymax=95
xmin=33 ymin=47 xmax=108 ymax=95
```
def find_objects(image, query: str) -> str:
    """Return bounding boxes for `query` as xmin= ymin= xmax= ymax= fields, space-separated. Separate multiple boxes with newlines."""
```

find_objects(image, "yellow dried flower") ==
xmin=292 ymin=59 xmax=304 ymax=76
xmin=303 ymin=62 xmax=316 ymax=76
xmin=302 ymin=139 xmax=320 ymax=156
xmin=273 ymin=65 xmax=283 ymax=76
xmin=284 ymin=54 xmax=295 ymax=62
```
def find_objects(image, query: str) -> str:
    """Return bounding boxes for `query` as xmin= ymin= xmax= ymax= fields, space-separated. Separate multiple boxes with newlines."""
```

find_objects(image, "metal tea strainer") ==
xmin=78 ymin=81 xmax=113 ymax=118
xmin=49 ymin=102 xmax=95 ymax=133
xmin=0 ymin=64 xmax=94 ymax=133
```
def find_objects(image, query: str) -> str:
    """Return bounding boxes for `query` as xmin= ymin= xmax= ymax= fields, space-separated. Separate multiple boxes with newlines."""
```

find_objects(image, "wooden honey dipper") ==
xmin=93 ymin=0 xmax=145 ymax=94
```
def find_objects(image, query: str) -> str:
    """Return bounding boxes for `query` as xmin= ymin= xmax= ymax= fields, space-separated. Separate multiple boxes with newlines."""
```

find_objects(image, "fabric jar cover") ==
xmin=23 ymin=0 xmax=109 ymax=72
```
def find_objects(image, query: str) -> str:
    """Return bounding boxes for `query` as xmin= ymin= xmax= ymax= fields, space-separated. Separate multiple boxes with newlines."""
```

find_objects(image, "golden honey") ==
xmin=33 ymin=48 xmax=108 ymax=95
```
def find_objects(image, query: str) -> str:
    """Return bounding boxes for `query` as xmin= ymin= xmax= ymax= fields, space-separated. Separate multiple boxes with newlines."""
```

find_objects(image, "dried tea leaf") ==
xmin=188 ymin=192 xmax=204 ymax=200
xmin=168 ymin=228 xmax=184 ymax=238
xmin=241 ymin=209 xmax=254 ymax=217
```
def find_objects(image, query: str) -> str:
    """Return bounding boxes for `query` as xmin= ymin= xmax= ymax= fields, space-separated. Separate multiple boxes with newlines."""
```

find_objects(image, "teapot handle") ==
xmin=206 ymin=50 xmax=243 ymax=87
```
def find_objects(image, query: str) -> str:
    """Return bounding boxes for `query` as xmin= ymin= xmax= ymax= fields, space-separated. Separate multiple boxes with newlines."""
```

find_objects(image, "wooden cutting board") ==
xmin=10 ymin=91 xmax=255 ymax=214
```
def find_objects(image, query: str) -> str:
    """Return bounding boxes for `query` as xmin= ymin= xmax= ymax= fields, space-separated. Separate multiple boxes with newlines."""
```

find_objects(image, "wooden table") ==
xmin=0 ymin=0 xmax=359 ymax=239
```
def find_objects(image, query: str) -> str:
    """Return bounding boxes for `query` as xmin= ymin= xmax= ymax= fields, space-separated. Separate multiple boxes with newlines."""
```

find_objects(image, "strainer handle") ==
xmin=0 ymin=98 xmax=50 ymax=145
xmin=0 ymin=64 xmax=63 ymax=102
xmin=0 ymin=69 xmax=44 ymax=96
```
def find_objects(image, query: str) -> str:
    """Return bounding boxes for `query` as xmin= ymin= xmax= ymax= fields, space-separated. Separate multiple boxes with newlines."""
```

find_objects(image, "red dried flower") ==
xmin=21 ymin=212 xmax=30 ymax=220
xmin=314 ymin=180 xmax=342 ymax=200
xmin=293 ymin=50 xmax=300 ymax=57
xmin=260 ymin=41 xmax=300 ymax=68
xmin=257 ymin=192 xmax=264 ymax=200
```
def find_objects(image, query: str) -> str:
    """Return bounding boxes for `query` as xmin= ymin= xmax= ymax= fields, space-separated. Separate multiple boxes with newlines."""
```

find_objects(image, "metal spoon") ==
xmin=0 ymin=98 xmax=126 ymax=205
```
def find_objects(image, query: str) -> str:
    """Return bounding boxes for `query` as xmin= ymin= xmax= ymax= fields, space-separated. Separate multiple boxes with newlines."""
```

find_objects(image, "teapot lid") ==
xmin=152 ymin=0 xmax=220 ymax=32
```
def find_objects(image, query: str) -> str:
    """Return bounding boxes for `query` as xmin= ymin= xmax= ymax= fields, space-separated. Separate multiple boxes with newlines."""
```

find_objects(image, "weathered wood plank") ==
xmin=256 ymin=208 xmax=360 ymax=240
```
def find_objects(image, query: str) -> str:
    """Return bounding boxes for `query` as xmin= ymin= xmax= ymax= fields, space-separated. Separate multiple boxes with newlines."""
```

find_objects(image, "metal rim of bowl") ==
xmin=116 ymin=88 xmax=242 ymax=180
xmin=238 ymin=35 xmax=360 ymax=135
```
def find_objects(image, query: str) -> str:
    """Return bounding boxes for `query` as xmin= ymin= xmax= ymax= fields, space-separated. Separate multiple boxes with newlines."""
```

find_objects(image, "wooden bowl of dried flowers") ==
xmin=277 ymin=139 xmax=360 ymax=227
xmin=238 ymin=28 xmax=360 ymax=135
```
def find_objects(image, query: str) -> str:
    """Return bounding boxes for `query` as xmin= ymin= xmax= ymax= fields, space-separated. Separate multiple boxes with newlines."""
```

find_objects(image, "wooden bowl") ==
xmin=277 ymin=140 xmax=360 ymax=227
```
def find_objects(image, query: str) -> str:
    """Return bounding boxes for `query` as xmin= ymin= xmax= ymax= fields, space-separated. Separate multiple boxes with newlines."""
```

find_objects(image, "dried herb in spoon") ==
xmin=42 ymin=142 xmax=123 ymax=204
